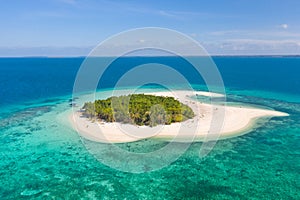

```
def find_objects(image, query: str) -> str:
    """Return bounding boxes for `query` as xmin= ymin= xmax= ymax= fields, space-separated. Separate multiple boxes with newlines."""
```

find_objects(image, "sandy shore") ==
xmin=69 ymin=90 xmax=289 ymax=143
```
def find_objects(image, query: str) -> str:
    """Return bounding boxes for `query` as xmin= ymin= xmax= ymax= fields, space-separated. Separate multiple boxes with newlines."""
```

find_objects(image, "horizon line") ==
xmin=0 ymin=54 xmax=300 ymax=58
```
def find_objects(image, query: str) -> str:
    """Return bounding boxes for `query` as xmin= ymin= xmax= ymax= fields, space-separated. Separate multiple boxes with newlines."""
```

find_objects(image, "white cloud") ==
xmin=202 ymin=39 xmax=300 ymax=55
xmin=158 ymin=10 xmax=177 ymax=18
xmin=209 ymin=30 xmax=243 ymax=36
xmin=279 ymin=24 xmax=289 ymax=29
xmin=205 ymin=29 xmax=300 ymax=42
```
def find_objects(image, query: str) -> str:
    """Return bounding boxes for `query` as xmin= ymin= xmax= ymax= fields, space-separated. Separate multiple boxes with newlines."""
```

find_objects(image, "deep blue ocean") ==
xmin=0 ymin=57 xmax=299 ymax=199
xmin=1 ymin=56 xmax=300 ymax=108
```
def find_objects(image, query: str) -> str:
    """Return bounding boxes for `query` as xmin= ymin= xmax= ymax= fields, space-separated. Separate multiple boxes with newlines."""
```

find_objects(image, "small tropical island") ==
xmin=82 ymin=94 xmax=194 ymax=127
xmin=70 ymin=90 xmax=289 ymax=143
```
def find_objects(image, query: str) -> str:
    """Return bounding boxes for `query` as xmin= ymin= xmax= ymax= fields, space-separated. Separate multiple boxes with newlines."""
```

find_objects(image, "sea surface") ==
xmin=0 ymin=56 xmax=299 ymax=199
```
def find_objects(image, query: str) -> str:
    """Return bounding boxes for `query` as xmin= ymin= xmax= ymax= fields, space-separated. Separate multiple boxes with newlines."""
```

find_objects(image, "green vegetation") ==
xmin=82 ymin=94 xmax=194 ymax=127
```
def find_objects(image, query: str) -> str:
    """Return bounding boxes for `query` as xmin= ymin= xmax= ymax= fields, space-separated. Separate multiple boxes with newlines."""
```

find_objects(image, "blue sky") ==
xmin=1 ymin=0 xmax=300 ymax=56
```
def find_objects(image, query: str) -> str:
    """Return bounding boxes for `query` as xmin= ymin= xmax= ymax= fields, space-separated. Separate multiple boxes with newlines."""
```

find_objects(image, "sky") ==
xmin=1 ymin=0 xmax=300 ymax=56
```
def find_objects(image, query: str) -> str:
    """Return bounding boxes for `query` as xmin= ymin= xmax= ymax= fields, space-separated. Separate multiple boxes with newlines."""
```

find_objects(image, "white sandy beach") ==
xmin=69 ymin=90 xmax=289 ymax=143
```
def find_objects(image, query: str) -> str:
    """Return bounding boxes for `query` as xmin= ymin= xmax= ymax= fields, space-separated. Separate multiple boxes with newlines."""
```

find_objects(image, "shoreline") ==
xmin=69 ymin=90 xmax=289 ymax=143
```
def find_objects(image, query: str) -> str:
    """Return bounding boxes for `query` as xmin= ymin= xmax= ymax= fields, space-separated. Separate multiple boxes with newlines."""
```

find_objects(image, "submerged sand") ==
xmin=69 ymin=90 xmax=289 ymax=143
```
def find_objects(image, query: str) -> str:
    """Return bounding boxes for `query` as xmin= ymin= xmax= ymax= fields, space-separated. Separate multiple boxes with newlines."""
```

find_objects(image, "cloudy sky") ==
xmin=1 ymin=0 xmax=300 ymax=56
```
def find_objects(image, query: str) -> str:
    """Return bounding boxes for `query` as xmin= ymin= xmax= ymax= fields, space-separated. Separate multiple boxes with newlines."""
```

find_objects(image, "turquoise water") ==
xmin=0 ymin=57 xmax=299 ymax=199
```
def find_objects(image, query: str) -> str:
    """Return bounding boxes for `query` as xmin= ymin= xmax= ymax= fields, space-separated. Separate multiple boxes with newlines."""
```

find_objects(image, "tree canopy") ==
xmin=82 ymin=94 xmax=194 ymax=127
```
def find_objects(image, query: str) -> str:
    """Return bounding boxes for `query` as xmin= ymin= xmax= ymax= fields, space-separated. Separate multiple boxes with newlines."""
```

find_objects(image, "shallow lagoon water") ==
xmin=0 ymin=88 xmax=299 ymax=199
